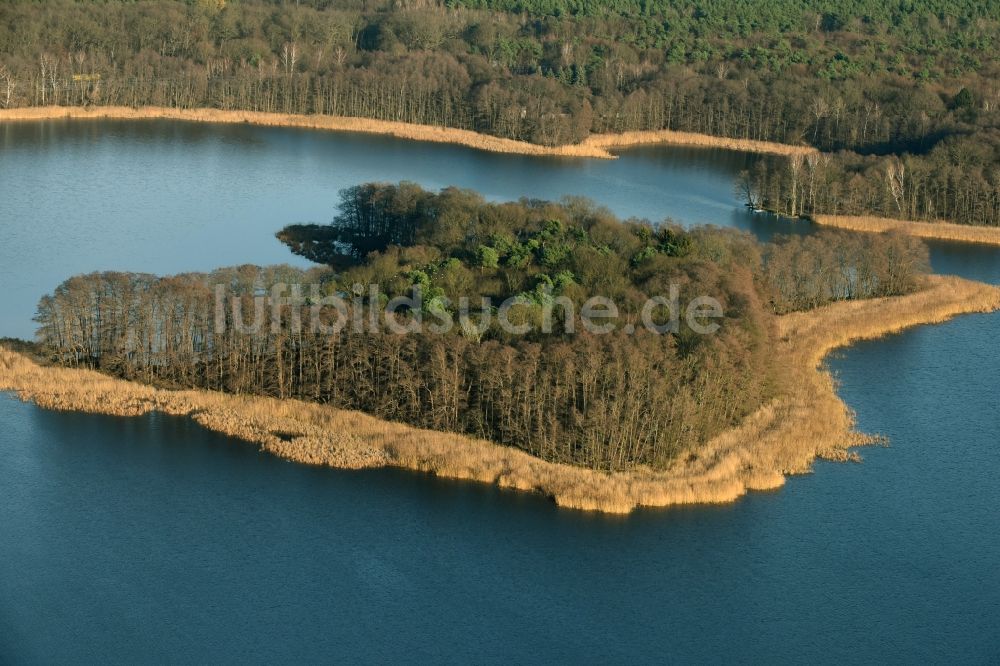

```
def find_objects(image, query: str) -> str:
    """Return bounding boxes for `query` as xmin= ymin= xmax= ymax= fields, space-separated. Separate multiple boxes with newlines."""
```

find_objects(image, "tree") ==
xmin=476 ymin=245 xmax=500 ymax=269
xmin=0 ymin=65 xmax=15 ymax=108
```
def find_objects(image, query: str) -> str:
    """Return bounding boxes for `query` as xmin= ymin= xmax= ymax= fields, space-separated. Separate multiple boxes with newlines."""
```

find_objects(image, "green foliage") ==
xmin=952 ymin=87 xmax=975 ymax=109
xmin=476 ymin=245 xmax=500 ymax=269
xmin=539 ymin=241 xmax=571 ymax=268
xmin=280 ymin=182 xmax=764 ymax=324
xmin=656 ymin=227 xmax=693 ymax=256
xmin=407 ymin=269 xmax=431 ymax=289
xmin=631 ymin=246 xmax=658 ymax=266
xmin=553 ymin=270 xmax=575 ymax=289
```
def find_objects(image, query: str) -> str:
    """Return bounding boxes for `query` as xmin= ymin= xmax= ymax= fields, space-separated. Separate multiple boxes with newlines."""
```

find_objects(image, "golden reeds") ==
xmin=0 ymin=106 xmax=614 ymax=158
xmin=582 ymin=129 xmax=819 ymax=157
xmin=812 ymin=214 xmax=1000 ymax=246
xmin=3 ymin=275 xmax=997 ymax=513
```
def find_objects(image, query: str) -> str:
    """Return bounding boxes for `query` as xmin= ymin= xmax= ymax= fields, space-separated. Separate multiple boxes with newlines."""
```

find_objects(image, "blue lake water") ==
xmin=1 ymin=120 xmax=998 ymax=663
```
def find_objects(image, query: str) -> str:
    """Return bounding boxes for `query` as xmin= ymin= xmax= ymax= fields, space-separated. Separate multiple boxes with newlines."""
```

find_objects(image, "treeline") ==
xmin=744 ymin=130 xmax=1000 ymax=227
xmin=35 ymin=184 xmax=930 ymax=471
xmin=34 ymin=266 xmax=768 ymax=471
xmin=762 ymin=232 xmax=929 ymax=314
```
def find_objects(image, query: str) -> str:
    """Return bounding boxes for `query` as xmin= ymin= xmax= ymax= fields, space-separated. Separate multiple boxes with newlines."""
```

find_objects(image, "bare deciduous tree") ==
xmin=281 ymin=42 xmax=298 ymax=75
xmin=788 ymin=153 xmax=804 ymax=217
xmin=886 ymin=157 xmax=906 ymax=214
xmin=0 ymin=64 xmax=15 ymax=108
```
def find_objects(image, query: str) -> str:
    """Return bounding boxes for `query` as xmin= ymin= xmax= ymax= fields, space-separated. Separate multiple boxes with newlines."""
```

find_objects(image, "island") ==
xmin=3 ymin=183 xmax=998 ymax=512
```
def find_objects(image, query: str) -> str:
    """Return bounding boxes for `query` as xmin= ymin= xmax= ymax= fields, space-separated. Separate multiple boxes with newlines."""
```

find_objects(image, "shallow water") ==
xmin=1 ymin=121 xmax=998 ymax=662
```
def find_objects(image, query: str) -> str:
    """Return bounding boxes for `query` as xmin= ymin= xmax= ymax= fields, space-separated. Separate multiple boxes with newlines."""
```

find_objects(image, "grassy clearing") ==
xmin=3 ymin=275 xmax=997 ymax=513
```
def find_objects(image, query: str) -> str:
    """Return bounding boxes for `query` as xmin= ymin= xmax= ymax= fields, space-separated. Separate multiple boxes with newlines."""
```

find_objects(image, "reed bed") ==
xmin=0 ymin=106 xmax=816 ymax=160
xmin=812 ymin=214 xmax=1000 ymax=246
xmin=3 ymin=275 xmax=997 ymax=513
xmin=0 ymin=106 xmax=615 ymax=158
xmin=582 ymin=129 xmax=819 ymax=157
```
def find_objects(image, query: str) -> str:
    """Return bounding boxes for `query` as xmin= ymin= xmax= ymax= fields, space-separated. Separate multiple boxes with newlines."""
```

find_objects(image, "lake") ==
xmin=1 ymin=120 xmax=998 ymax=663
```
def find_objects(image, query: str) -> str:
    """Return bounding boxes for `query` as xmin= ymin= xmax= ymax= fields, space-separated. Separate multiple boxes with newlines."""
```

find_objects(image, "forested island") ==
xmin=3 ymin=183 xmax=997 ymax=511
xmin=1 ymin=0 xmax=999 ymax=230
xmin=31 ymin=184 xmax=930 ymax=471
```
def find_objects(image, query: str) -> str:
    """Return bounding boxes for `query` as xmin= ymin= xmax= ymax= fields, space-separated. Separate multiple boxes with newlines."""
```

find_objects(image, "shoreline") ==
xmin=811 ymin=214 xmax=1000 ymax=246
xmin=3 ymin=275 xmax=998 ymax=513
xmin=0 ymin=105 xmax=816 ymax=160
xmin=582 ymin=129 xmax=818 ymax=157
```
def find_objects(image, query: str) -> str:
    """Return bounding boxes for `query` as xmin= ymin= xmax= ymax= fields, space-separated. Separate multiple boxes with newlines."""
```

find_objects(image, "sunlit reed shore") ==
xmin=3 ymin=275 xmax=997 ymax=513
xmin=582 ymin=128 xmax=818 ymax=157
xmin=811 ymin=214 xmax=1000 ymax=246
xmin=0 ymin=106 xmax=816 ymax=159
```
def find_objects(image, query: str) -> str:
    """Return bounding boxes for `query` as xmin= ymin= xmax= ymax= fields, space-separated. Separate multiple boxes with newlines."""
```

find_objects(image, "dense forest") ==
xmin=34 ymin=184 xmax=929 ymax=471
xmin=743 ymin=134 xmax=1000 ymax=227
xmin=1 ymin=0 xmax=999 ymax=225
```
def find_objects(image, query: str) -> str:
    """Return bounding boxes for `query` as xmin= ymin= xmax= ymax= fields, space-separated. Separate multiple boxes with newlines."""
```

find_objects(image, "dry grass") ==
xmin=583 ymin=129 xmax=819 ymax=157
xmin=813 ymin=214 xmax=1000 ymax=246
xmin=0 ymin=106 xmax=816 ymax=160
xmin=3 ymin=275 xmax=997 ymax=513
xmin=0 ymin=106 xmax=614 ymax=158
